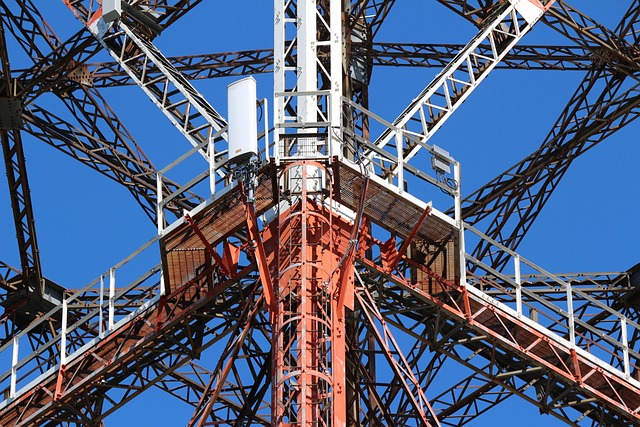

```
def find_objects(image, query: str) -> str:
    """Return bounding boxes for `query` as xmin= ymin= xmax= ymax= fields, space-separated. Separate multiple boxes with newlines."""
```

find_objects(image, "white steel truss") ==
xmin=6 ymin=1 xmax=640 ymax=426
xmin=274 ymin=0 xmax=343 ymax=161
xmin=369 ymin=0 xmax=555 ymax=176
xmin=79 ymin=12 xmax=229 ymax=162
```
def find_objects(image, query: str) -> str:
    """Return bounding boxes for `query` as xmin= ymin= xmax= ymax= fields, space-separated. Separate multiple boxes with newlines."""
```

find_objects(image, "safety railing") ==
xmin=463 ymin=222 xmax=640 ymax=385
xmin=0 ymin=97 xmax=272 ymax=406
xmin=0 ymin=236 xmax=163 ymax=406
xmin=274 ymin=90 xmax=335 ymax=162
xmin=156 ymin=99 xmax=273 ymax=235
xmin=342 ymin=97 xmax=460 ymax=207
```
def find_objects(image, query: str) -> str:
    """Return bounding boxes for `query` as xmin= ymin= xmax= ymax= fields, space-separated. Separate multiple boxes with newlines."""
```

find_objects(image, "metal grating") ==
xmin=337 ymin=161 xmax=455 ymax=244
xmin=464 ymin=294 xmax=640 ymax=412
xmin=164 ymin=248 xmax=207 ymax=292
xmin=161 ymin=164 xmax=275 ymax=290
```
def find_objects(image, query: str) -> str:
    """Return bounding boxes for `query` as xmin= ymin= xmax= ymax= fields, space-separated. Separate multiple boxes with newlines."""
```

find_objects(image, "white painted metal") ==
xmin=0 ymin=236 xmax=163 ymax=405
xmin=87 ymin=19 xmax=228 ymax=161
xmin=261 ymin=98 xmax=270 ymax=157
xmin=228 ymin=77 xmax=258 ymax=163
xmin=9 ymin=0 xmax=640 ymax=420
xmin=272 ymin=0 xmax=285 ymax=164
xmin=514 ymin=254 xmax=522 ymax=316
xmin=454 ymin=161 xmax=466 ymax=289
xmin=0 ymin=162 xmax=637 ymax=413
xmin=151 ymin=129 xmax=228 ymax=233
xmin=60 ymin=300 xmax=68 ymax=365
xmin=102 ymin=0 xmax=121 ymax=23
xmin=329 ymin=0 xmax=344 ymax=157
xmin=273 ymin=0 xmax=343 ymax=160
xmin=343 ymin=99 xmax=455 ymax=197
xmin=109 ymin=268 xmax=116 ymax=331
xmin=513 ymin=0 xmax=545 ymax=24
xmin=622 ymin=317 xmax=631 ymax=378
xmin=156 ymin=173 xmax=164 ymax=235
xmin=396 ymin=133 xmax=404 ymax=193
xmin=566 ymin=280 xmax=576 ymax=348
xmin=10 ymin=336 xmax=17 ymax=398
xmin=371 ymin=0 xmax=554 ymax=176
xmin=99 ymin=274 xmax=105 ymax=336
xmin=160 ymin=271 xmax=166 ymax=297
xmin=208 ymin=140 xmax=216 ymax=197
xmin=453 ymin=161 xmax=462 ymax=225
xmin=299 ymin=0 xmax=318 ymax=133
xmin=463 ymin=222 xmax=640 ymax=389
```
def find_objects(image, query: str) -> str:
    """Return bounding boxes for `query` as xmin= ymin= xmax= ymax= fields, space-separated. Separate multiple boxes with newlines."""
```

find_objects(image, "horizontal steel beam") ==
xmin=52 ymin=43 xmax=593 ymax=89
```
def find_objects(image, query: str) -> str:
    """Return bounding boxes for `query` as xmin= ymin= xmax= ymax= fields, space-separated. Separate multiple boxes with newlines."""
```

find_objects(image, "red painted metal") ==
xmin=260 ymin=161 xmax=357 ymax=427
xmin=388 ymin=205 xmax=431 ymax=272
xmin=0 ymin=261 xmax=246 ymax=426
xmin=358 ymin=238 xmax=640 ymax=422
xmin=3 ymin=160 xmax=640 ymax=425
xmin=185 ymin=213 xmax=232 ymax=278
xmin=243 ymin=184 xmax=275 ymax=309
xmin=222 ymin=241 xmax=241 ymax=277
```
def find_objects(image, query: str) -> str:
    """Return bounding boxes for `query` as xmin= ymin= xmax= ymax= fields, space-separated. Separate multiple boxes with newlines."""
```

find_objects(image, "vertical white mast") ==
xmin=274 ymin=0 xmax=344 ymax=161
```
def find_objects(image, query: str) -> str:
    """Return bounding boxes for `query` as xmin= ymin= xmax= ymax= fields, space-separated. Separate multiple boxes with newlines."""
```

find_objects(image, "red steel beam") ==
xmin=357 ymin=254 xmax=640 ymax=423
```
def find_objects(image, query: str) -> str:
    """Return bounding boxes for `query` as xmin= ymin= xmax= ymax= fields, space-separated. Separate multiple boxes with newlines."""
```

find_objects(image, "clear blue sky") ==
xmin=1 ymin=1 xmax=638 ymax=426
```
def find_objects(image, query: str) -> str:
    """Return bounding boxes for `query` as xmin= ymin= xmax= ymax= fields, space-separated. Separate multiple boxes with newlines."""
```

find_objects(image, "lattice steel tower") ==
xmin=0 ymin=1 xmax=640 ymax=426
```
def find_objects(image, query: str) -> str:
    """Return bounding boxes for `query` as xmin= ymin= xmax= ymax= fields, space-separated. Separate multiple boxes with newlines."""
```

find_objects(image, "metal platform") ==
xmin=160 ymin=164 xmax=276 ymax=291
xmin=336 ymin=160 xmax=455 ymax=244
xmin=358 ymin=256 xmax=640 ymax=423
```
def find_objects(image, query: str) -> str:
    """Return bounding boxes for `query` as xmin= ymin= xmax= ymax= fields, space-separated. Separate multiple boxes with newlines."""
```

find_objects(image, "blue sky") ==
xmin=1 ymin=1 xmax=639 ymax=426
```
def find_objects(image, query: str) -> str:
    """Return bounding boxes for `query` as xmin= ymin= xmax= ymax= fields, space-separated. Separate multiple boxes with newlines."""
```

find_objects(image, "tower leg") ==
xmin=261 ymin=161 xmax=354 ymax=427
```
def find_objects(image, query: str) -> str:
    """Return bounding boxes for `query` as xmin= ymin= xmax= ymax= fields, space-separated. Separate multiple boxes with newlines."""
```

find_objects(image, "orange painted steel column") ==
xmin=262 ymin=161 xmax=353 ymax=427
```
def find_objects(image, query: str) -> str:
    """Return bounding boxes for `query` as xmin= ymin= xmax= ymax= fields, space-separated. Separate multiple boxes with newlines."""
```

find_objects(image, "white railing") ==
xmin=462 ymin=222 xmax=640 ymax=386
xmin=0 ymin=101 xmax=273 ymax=406
xmin=156 ymin=100 xmax=273 ymax=235
xmin=342 ymin=97 xmax=460 ymax=206
xmin=274 ymin=89 xmax=335 ymax=162
xmin=0 ymin=236 xmax=163 ymax=406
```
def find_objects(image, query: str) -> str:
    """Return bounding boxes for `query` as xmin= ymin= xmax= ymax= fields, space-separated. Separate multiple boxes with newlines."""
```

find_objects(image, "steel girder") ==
xmin=0 ymin=261 xmax=270 ymax=426
xmin=387 ymin=265 xmax=640 ymax=427
xmin=437 ymin=1 xmax=640 ymax=72
xmin=370 ymin=0 xmax=556 ymax=176
xmin=3 ymin=0 xmax=638 ymax=239
xmin=5 ymin=259 xmax=634 ymax=427
xmin=0 ymin=0 xmax=210 ymax=350
xmin=0 ymin=261 xmax=20 ymax=291
xmin=83 ymin=18 xmax=228 ymax=159
xmin=86 ymin=49 xmax=276 ymax=87
xmin=0 ymin=1 xmax=203 ymax=365
xmin=21 ymin=103 xmax=202 ymax=219
xmin=0 ymin=0 xmax=206 ymax=223
xmin=448 ymin=1 xmax=640 ymax=270
xmin=79 ymin=43 xmax=590 ymax=89
xmin=349 ymin=0 xmax=396 ymax=39
xmin=353 ymin=258 xmax=640 ymax=426
xmin=63 ymin=0 xmax=205 ymax=29
xmin=0 ymin=0 xmax=636 ymax=427
xmin=367 ymin=42 xmax=592 ymax=70
xmin=396 ymin=266 xmax=640 ymax=425
xmin=1 ymin=173 xmax=639 ymax=427
xmin=1 ymin=1 xmax=177 ymax=219
xmin=0 ymin=128 xmax=42 ymax=291
xmin=462 ymin=66 xmax=640 ymax=268
xmin=347 ymin=1 xmax=398 ymax=141
xmin=0 ymin=1 xmax=211 ymax=423
xmin=0 ymin=264 xmax=265 ymax=426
